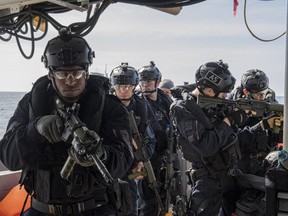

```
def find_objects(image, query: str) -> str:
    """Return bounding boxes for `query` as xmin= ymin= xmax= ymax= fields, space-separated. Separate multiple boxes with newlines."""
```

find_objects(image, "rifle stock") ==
xmin=197 ymin=95 xmax=283 ymax=118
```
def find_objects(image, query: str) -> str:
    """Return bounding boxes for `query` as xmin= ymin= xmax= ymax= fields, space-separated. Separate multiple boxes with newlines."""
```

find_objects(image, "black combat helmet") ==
xmin=195 ymin=60 xmax=236 ymax=93
xmin=42 ymin=28 xmax=94 ymax=70
xmin=241 ymin=69 xmax=269 ymax=93
xmin=138 ymin=61 xmax=162 ymax=82
xmin=110 ymin=63 xmax=139 ymax=86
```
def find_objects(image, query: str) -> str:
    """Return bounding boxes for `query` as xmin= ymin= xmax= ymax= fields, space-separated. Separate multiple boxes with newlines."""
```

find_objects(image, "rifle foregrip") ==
xmin=60 ymin=155 xmax=76 ymax=180
xmin=144 ymin=161 xmax=157 ymax=185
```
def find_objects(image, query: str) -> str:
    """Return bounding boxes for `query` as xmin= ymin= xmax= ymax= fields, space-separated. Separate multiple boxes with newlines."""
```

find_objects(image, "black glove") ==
xmin=36 ymin=115 xmax=64 ymax=143
xmin=170 ymin=87 xmax=186 ymax=99
xmin=261 ymin=114 xmax=283 ymax=134
xmin=226 ymin=108 xmax=247 ymax=127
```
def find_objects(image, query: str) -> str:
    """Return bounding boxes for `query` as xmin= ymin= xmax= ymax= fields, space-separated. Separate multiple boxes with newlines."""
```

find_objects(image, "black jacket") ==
xmin=126 ymin=94 xmax=156 ymax=159
xmin=144 ymin=88 xmax=173 ymax=154
xmin=171 ymin=93 xmax=266 ymax=169
xmin=0 ymin=75 xmax=134 ymax=203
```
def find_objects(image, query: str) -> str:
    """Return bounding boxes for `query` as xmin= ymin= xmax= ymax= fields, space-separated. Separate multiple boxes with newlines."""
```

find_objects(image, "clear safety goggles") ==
xmin=52 ymin=69 xmax=86 ymax=80
xmin=139 ymin=80 xmax=155 ymax=85
xmin=251 ymin=88 xmax=268 ymax=99
xmin=114 ymin=84 xmax=134 ymax=91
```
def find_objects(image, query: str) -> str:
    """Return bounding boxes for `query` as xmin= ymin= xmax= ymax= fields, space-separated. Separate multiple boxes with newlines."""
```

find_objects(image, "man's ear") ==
xmin=206 ymin=87 xmax=213 ymax=94
xmin=203 ymin=87 xmax=215 ymax=97
xmin=243 ymin=88 xmax=250 ymax=95
xmin=47 ymin=73 xmax=52 ymax=80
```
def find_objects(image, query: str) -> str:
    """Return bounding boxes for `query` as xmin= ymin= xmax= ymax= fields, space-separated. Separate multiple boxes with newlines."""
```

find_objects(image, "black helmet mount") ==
xmin=241 ymin=69 xmax=269 ymax=93
xmin=138 ymin=61 xmax=162 ymax=94
xmin=138 ymin=61 xmax=162 ymax=82
xmin=42 ymin=27 xmax=95 ymax=71
xmin=195 ymin=59 xmax=236 ymax=97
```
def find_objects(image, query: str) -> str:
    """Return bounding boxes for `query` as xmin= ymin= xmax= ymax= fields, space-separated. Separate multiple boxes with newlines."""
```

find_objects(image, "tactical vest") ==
xmin=23 ymin=75 xmax=108 ymax=203
xmin=126 ymin=94 xmax=148 ymax=134
xmin=148 ymin=89 xmax=172 ymax=154
xmin=174 ymin=95 xmax=241 ymax=175
xmin=229 ymin=87 xmax=278 ymax=161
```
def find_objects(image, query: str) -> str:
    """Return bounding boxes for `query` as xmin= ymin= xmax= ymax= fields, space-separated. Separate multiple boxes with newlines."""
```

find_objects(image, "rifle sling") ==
xmin=182 ymin=93 xmax=213 ymax=130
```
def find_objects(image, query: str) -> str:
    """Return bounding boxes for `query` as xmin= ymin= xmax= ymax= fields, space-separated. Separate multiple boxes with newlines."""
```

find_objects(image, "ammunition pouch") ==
xmin=245 ymin=130 xmax=269 ymax=160
xmin=201 ymin=133 xmax=240 ymax=177
xmin=107 ymin=179 xmax=132 ymax=215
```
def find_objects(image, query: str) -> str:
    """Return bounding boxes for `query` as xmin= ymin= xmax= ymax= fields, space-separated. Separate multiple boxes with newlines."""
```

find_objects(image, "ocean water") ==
xmin=0 ymin=92 xmax=26 ymax=138
xmin=0 ymin=92 xmax=284 ymax=139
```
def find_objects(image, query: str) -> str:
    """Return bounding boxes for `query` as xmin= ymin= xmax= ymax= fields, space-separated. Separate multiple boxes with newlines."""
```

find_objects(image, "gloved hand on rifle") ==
xmin=36 ymin=115 xmax=64 ymax=143
xmin=260 ymin=114 xmax=284 ymax=134
xmin=170 ymin=87 xmax=187 ymax=99
xmin=68 ymin=130 xmax=106 ymax=167
xmin=224 ymin=108 xmax=248 ymax=127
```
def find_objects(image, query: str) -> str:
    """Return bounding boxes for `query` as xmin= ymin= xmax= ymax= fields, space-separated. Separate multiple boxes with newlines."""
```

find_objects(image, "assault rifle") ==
xmin=197 ymin=94 xmax=284 ymax=118
xmin=54 ymin=96 xmax=114 ymax=186
xmin=163 ymin=123 xmax=177 ymax=215
xmin=127 ymin=111 xmax=164 ymax=214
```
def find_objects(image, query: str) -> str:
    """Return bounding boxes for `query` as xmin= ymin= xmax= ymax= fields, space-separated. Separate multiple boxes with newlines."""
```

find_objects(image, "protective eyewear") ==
xmin=139 ymin=80 xmax=154 ymax=85
xmin=251 ymin=89 xmax=268 ymax=98
xmin=52 ymin=69 xmax=86 ymax=80
xmin=114 ymin=85 xmax=134 ymax=91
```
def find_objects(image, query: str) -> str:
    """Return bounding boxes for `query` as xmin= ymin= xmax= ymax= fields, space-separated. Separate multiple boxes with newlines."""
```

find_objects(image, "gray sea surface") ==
xmin=0 ymin=92 xmax=284 ymax=139
xmin=0 ymin=92 xmax=26 ymax=138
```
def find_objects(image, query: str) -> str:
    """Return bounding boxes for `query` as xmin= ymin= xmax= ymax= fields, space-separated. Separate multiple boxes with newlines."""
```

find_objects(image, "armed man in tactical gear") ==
xmin=0 ymin=29 xmax=134 ymax=216
xmin=228 ymin=69 xmax=277 ymax=102
xmin=110 ymin=62 xmax=156 ymax=216
xmin=227 ymin=69 xmax=282 ymax=215
xmin=170 ymin=60 xmax=283 ymax=216
xmin=137 ymin=61 xmax=182 ymax=216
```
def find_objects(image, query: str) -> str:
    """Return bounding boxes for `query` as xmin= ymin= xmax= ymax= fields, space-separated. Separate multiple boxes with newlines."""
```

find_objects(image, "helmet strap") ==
xmin=213 ymin=91 xmax=220 ymax=98
xmin=196 ymin=84 xmax=206 ymax=97
xmin=141 ymin=88 xmax=157 ymax=95
xmin=120 ymin=98 xmax=133 ymax=103
xmin=140 ymin=79 xmax=157 ymax=95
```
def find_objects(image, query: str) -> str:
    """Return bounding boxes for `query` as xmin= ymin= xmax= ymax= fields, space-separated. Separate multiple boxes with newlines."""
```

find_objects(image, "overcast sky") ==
xmin=0 ymin=0 xmax=286 ymax=95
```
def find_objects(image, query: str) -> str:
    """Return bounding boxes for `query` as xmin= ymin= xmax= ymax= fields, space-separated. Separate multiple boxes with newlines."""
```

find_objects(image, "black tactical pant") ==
xmin=188 ymin=175 xmax=239 ymax=216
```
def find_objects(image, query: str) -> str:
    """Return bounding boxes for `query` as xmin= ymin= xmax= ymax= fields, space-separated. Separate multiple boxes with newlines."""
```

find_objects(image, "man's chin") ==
xmin=119 ymin=97 xmax=130 ymax=100
xmin=143 ymin=92 xmax=152 ymax=96
xmin=62 ymin=90 xmax=81 ymax=98
xmin=60 ymin=91 xmax=82 ymax=103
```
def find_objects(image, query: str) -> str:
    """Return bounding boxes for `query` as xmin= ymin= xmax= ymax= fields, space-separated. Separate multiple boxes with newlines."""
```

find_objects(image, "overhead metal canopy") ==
xmin=0 ymin=0 xmax=92 ymax=16
xmin=0 ymin=0 xmax=206 ymax=59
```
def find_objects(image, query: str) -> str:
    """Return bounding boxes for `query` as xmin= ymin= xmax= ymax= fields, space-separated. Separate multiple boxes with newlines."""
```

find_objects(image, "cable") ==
xmin=0 ymin=0 xmax=206 ymax=59
xmin=243 ymin=0 xmax=286 ymax=42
